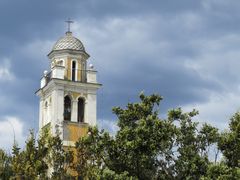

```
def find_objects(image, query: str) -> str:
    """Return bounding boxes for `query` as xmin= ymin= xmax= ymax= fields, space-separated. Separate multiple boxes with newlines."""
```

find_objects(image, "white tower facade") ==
xmin=36 ymin=30 xmax=101 ymax=146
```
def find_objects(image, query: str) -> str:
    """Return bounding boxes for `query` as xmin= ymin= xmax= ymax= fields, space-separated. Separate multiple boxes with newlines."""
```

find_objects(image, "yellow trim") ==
xmin=77 ymin=60 xmax=82 ymax=81
xmin=72 ymin=92 xmax=81 ymax=100
xmin=67 ymin=58 xmax=71 ymax=80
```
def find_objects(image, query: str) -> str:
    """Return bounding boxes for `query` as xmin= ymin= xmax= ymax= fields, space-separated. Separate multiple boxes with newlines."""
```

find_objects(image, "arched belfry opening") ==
xmin=64 ymin=96 xmax=71 ymax=121
xmin=72 ymin=61 xmax=76 ymax=81
xmin=78 ymin=98 xmax=85 ymax=122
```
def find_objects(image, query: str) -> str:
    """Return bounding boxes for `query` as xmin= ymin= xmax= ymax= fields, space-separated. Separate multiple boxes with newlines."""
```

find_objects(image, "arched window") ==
xmin=64 ymin=96 xmax=71 ymax=121
xmin=78 ymin=98 xmax=85 ymax=122
xmin=72 ymin=61 xmax=76 ymax=81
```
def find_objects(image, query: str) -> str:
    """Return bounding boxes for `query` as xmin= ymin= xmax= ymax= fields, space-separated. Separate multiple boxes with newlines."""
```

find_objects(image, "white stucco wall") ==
xmin=52 ymin=66 xmax=65 ymax=79
xmin=39 ymin=99 xmax=43 ymax=129
xmin=87 ymin=70 xmax=97 ymax=83
xmin=51 ymin=88 xmax=64 ymax=138
xmin=86 ymin=93 xmax=97 ymax=126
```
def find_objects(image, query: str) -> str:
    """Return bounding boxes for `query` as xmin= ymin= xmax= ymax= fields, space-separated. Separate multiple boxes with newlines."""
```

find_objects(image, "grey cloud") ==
xmin=1 ymin=0 xmax=240 ymax=144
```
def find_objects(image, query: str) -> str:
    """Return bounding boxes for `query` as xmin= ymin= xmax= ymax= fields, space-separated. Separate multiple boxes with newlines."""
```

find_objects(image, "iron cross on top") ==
xmin=65 ymin=18 xmax=74 ymax=32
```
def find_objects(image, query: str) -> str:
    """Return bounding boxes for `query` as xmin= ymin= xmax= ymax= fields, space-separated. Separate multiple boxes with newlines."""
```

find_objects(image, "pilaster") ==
xmin=39 ymin=99 xmax=43 ymax=129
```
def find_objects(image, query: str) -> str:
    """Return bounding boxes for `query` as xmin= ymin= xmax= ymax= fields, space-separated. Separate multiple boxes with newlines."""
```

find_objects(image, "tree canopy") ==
xmin=0 ymin=93 xmax=240 ymax=179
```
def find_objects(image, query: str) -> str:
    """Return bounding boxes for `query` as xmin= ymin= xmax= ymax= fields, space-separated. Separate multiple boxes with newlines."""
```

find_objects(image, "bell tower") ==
xmin=36 ymin=26 xmax=101 ymax=146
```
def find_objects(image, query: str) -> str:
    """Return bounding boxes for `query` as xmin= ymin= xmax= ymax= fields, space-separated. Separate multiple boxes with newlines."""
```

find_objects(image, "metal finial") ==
xmin=65 ymin=18 xmax=74 ymax=32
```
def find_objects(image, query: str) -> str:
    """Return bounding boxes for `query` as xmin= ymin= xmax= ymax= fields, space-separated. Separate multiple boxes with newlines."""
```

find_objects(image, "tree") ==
xmin=11 ymin=127 xmax=74 ymax=179
xmin=75 ymin=127 xmax=137 ymax=179
xmin=0 ymin=149 xmax=13 ymax=179
xmin=75 ymin=93 xmax=220 ymax=179
xmin=218 ymin=112 xmax=240 ymax=168
xmin=11 ymin=130 xmax=49 ymax=179
xmin=169 ymin=108 xmax=219 ymax=179
xmin=201 ymin=162 xmax=239 ymax=180
xmin=3 ymin=92 xmax=240 ymax=179
xmin=49 ymin=129 xmax=74 ymax=179
xmin=216 ymin=112 xmax=240 ymax=179
xmin=110 ymin=93 xmax=176 ymax=179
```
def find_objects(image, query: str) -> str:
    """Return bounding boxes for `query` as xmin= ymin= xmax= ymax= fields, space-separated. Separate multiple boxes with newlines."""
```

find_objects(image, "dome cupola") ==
xmin=52 ymin=31 xmax=85 ymax=51
xmin=48 ymin=19 xmax=89 ymax=59
xmin=48 ymin=31 xmax=89 ymax=59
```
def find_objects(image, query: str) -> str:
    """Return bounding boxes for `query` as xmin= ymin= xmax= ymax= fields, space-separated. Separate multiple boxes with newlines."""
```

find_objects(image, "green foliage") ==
xmin=0 ymin=149 xmax=13 ymax=179
xmin=11 ymin=127 xmax=74 ymax=179
xmin=75 ymin=127 xmax=116 ymax=179
xmin=2 ymin=93 xmax=240 ymax=179
xmin=75 ymin=93 xmax=223 ymax=179
xmin=202 ymin=164 xmax=240 ymax=180
xmin=169 ymin=108 xmax=219 ymax=179
xmin=218 ymin=112 xmax=240 ymax=168
xmin=49 ymin=130 xmax=74 ymax=179
xmin=97 ymin=168 xmax=136 ymax=180
xmin=111 ymin=93 xmax=175 ymax=179
xmin=11 ymin=130 xmax=49 ymax=179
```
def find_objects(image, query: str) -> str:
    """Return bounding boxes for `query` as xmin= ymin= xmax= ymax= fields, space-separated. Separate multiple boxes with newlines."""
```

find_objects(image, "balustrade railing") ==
xmin=46 ymin=69 xmax=89 ymax=83
xmin=65 ymin=69 xmax=87 ymax=83
xmin=41 ymin=68 xmax=97 ymax=88
xmin=45 ymin=71 xmax=52 ymax=84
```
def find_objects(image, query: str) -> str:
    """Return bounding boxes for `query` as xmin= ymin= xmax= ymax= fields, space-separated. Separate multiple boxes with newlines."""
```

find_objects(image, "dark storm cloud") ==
xmin=1 ymin=0 xmax=240 ymax=144
xmin=0 ymin=0 xmax=202 ymax=40
xmin=97 ymin=55 xmax=222 ymax=120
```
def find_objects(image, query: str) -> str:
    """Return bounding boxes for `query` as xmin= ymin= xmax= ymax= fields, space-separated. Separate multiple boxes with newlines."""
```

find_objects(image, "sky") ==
xmin=1 ymin=0 xmax=240 ymax=150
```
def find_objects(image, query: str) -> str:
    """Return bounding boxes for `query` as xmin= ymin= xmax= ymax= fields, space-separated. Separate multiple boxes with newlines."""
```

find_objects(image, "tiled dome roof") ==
xmin=52 ymin=32 xmax=85 ymax=51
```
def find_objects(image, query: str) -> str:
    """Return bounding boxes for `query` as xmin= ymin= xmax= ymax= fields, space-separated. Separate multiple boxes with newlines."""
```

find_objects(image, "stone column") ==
xmin=71 ymin=100 xmax=78 ymax=122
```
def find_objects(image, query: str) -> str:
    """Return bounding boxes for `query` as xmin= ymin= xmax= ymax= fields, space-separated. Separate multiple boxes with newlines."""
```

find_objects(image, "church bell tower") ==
xmin=36 ymin=24 xmax=101 ymax=146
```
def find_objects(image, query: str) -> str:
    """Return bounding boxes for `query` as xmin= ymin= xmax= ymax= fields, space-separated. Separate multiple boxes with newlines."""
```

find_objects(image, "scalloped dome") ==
xmin=52 ymin=32 xmax=85 ymax=51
